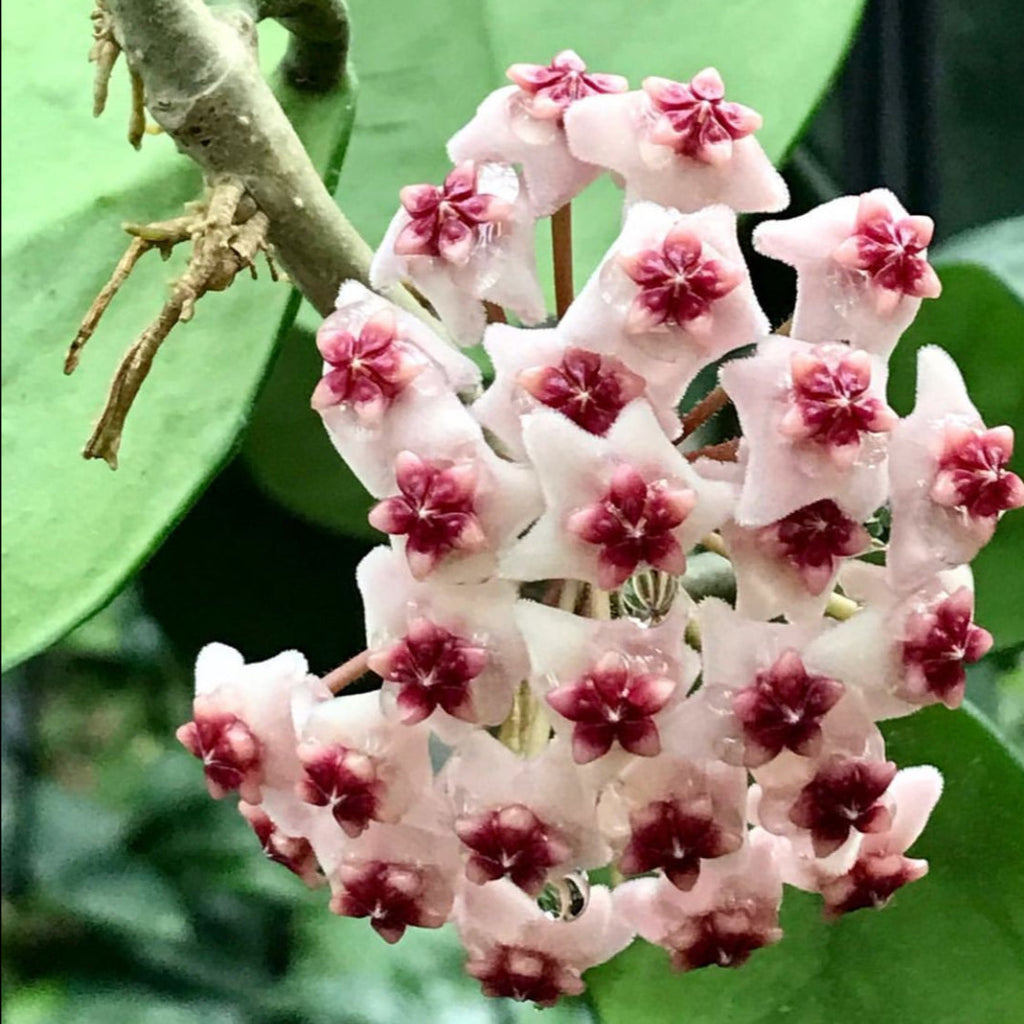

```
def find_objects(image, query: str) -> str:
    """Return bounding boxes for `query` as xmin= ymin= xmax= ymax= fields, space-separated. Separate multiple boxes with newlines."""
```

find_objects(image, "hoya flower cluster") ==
xmin=178 ymin=52 xmax=1022 ymax=1004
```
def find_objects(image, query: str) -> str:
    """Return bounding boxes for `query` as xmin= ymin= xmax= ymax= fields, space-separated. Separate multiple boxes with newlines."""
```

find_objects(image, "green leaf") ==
xmin=888 ymin=217 xmax=1024 ymax=649
xmin=588 ymin=704 xmax=1024 ymax=1024
xmin=0 ymin=12 xmax=357 ymax=672
xmin=244 ymin=0 xmax=865 ymax=537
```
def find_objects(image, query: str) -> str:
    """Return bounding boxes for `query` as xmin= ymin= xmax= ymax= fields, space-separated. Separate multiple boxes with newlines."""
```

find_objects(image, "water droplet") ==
xmin=537 ymin=869 xmax=591 ymax=921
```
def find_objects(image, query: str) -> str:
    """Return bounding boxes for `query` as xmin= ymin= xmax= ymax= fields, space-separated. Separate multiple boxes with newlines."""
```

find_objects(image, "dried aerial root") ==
xmin=89 ymin=0 xmax=148 ymax=149
xmin=66 ymin=176 xmax=281 ymax=469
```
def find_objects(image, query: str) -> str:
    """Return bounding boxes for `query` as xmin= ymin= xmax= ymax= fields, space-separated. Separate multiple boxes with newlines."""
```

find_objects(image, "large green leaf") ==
xmin=243 ymin=0 xmax=865 ymax=537
xmin=889 ymin=217 xmax=1024 ymax=649
xmin=588 ymin=704 xmax=1024 ymax=1024
xmin=0 ymin=8 xmax=357 ymax=672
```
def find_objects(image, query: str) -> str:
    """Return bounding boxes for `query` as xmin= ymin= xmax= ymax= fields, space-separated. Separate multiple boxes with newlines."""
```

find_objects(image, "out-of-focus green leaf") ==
xmin=889 ymin=217 xmax=1024 ymax=649
xmin=244 ymin=0 xmax=864 ymax=538
xmin=587 ymin=704 xmax=1024 ymax=1024
xmin=0 ymin=13 xmax=357 ymax=673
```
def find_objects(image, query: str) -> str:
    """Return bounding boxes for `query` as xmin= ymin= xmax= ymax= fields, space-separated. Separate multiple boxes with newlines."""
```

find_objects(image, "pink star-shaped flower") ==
xmin=614 ymin=833 xmax=783 ymax=971
xmin=753 ymin=189 xmax=941 ymax=355
xmin=449 ymin=51 xmax=628 ymax=216
xmin=357 ymin=545 xmax=528 ymax=728
xmin=564 ymin=67 xmax=788 ymax=213
xmin=515 ymin=599 xmax=698 ymax=772
xmin=239 ymin=802 xmax=322 ymax=887
xmin=176 ymin=644 xmax=327 ymax=804
xmin=440 ymin=733 xmax=609 ymax=895
xmin=888 ymin=346 xmax=1023 ymax=589
xmin=455 ymin=881 xmax=633 ymax=1006
xmin=500 ymin=402 xmax=734 ymax=588
xmin=804 ymin=561 xmax=992 ymax=717
xmin=720 ymin=336 xmax=894 ymax=525
xmin=293 ymin=686 xmax=432 ymax=853
xmin=561 ymin=203 xmax=769 ymax=386
xmin=722 ymin=499 xmax=872 ymax=623
xmin=372 ymin=161 xmax=544 ymax=345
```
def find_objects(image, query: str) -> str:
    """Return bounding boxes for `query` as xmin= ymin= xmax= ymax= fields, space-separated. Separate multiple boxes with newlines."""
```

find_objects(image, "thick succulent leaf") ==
xmin=0 ymin=13 xmax=357 ymax=672
xmin=888 ymin=217 xmax=1024 ymax=649
xmin=588 ymin=703 xmax=1024 ymax=1024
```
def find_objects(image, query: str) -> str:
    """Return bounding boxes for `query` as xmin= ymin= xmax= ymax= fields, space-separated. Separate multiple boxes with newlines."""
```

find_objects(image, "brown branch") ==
xmin=322 ymin=649 xmax=370 ymax=694
xmin=684 ymin=438 xmax=740 ymax=463
xmin=552 ymin=203 xmax=574 ymax=319
xmin=680 ymin=385 xmax=731 ymax=439
xmin=89 ymin=1 xmax=121 ymax=117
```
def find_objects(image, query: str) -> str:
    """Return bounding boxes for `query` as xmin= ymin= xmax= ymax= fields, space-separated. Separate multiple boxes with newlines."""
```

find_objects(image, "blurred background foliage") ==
xmin=2 ymin=0 xmax=1023 ymax=1021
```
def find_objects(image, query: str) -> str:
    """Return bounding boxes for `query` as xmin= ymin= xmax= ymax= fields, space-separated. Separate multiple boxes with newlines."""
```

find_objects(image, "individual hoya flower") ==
xmin=368 ymin=435 xmax=542 ymax=583
xmin=328 ymin=821 xmax=460 ymax=943
xmin=515 ymin=600 xmax=698 ymax=767
xmin=238 ymin=801 xmax=323 ymax=887
xmin=752 ymin=752 xmax=897 ymax=859
xmin=753 ymin=189 xmax=941 ymax=355
xmin=720 ymin=499 xmax=872 ymax=623
xmin=371 ymin=161 xmax=545 ymax=345
xmin=559 ymin=203 xmax=769 ymax=381
xmin=564 ymin=67 xmax=788 ymax=213
xmin=500 ymin=403 xmax=734 ymax=590
xmin=773 ymin=766 xmax=942 ymax=918
xmin=440 ymin=733 xmax=608 ymax=895
xmin=680 ymin=599 xmax=855 ymax=769
xmin=357 ymin=545 xmax=528 ymax=728
xmin=449 ymin=50 xmax=628 ymax=217
xmin=455 ymin=879 xmax=633 ymax=1006
xmin=720 ymin=336 xmax=896 ymax=525
xmin=598 ymin=756 xmax=746 ymax=890
xmin=806 ymin=562 xmax=993 ymax=716
xmin=289 ymin=686 xmax=433 ymax=844
xmin=473 ymin=324 xmax=679 ymax=460
xmin=888 ymin=346 xmax=1023 ymax=591
xmin=314 ymin=283 xmax=484 ymax=495
xmin=614 ymin=832 xmax=783 ymax=971
xmin=176 ymin=644 xmax=328 ymax=804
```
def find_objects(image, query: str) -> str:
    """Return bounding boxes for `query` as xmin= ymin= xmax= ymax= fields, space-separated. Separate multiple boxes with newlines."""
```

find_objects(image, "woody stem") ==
xmin=323 ymin=649 xmax=370 ymax=694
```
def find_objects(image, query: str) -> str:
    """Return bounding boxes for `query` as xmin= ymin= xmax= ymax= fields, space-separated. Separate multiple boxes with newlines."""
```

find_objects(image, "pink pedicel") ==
xmin=900 ymin=587 xmax=993 ymax=708
xmin=780 ymin=346 xmax=897 ymax=459
xmin=518 ymin=347 xmax=645 ymax=435
xmin=368 ymin=618 xmax=488 ymax=724
xmin=455 ymin=804 xmax=572 ymax=895
xmin=643 ymin=68 xmax=762 ymax=165
xmin=788 ymin=757 xmax=898 ymax=857
xmin=368 ymin=452 xmax=486 ymax=579
xmin=394 ymin=161 xmax=512 ymax=265
xmin=507 ymin=49 xmax=628 ymax=122
xmin=567 ymin=464 xmax=696 ymax=590
xmin=931 ymin=425 xmax=1024 ymax=520
xmin=618 ymin=226 xmax=744 ymax=333
xmin=732 ymin=649 xmax=845 ymax=767
xmin=547 ymin=651 xmax=676 ymax=763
